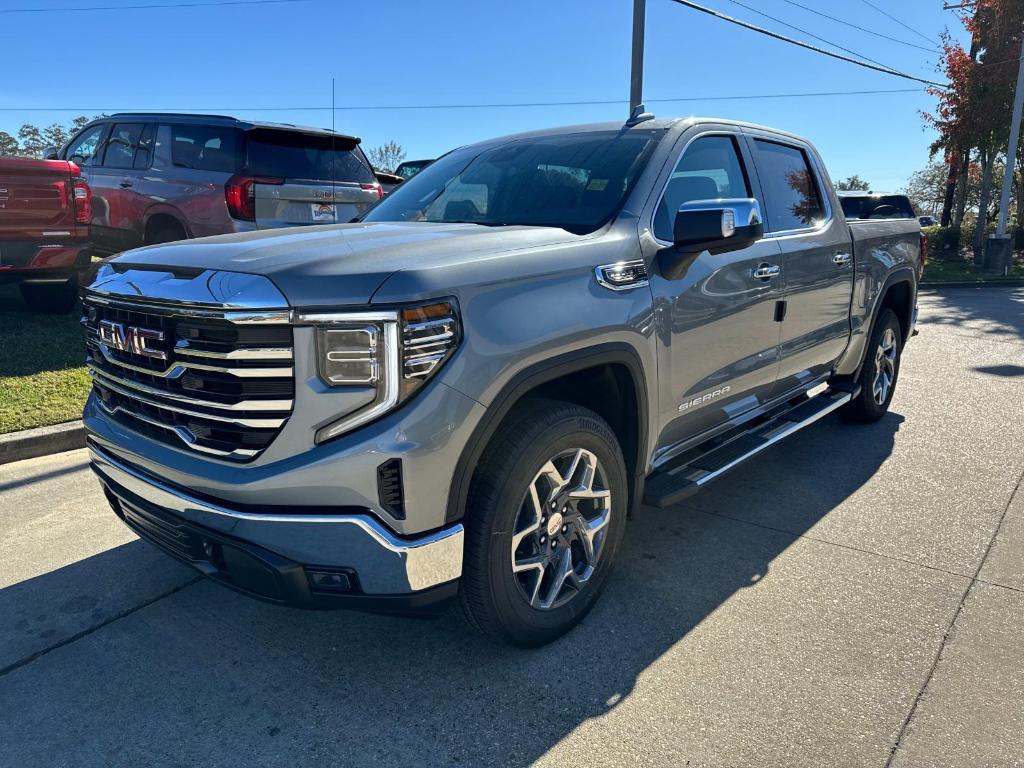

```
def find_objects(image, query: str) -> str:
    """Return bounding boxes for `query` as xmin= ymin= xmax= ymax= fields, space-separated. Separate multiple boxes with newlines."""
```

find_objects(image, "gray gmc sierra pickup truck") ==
xmin=82 ymin=117 xmax=923 ymax=646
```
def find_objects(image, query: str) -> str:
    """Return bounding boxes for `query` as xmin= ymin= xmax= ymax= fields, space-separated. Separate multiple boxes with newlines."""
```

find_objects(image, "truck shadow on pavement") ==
xmin=0 ymin=411 xmax=904 ymax=766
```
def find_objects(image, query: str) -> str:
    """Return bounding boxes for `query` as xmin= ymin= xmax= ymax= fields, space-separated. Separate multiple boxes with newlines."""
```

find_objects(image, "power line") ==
xmin=723 ymin=0 xmax=912 ymax=71
xmin=858 ymin=0 xmax=941 ymax=47
xmin=0 ymin=0 xmax=312 ymax=13
xmin=667 ymin=0 xmax=947 ymax=88
xmin=0 ymin=89 xmax=927 ymax=115
xmin=780 ymin=0 xmax=940 ymax=54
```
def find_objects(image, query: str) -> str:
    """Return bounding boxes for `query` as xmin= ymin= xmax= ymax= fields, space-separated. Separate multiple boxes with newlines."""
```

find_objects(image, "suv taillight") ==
xmin=225 ymin=174 xmax=283 ymax=221
xmin=919 ymin=232 xmax=928 ymax=277
xmin=73 ymin=178 xmax=92 ymax=225
xmin=361 ymin=182 xmax=384 ymax=200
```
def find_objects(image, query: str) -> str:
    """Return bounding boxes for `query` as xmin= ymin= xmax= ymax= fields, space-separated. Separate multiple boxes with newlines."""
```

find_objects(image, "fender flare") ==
xmin=853 ymin=267 xmax=917 ymax=379
xmin=444 ymin=343 xmax=650 ymax=524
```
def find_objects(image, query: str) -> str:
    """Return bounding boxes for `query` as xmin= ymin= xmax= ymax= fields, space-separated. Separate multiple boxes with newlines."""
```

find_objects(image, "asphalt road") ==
xmin=1 ymin=286 xmax=1022 ymax=768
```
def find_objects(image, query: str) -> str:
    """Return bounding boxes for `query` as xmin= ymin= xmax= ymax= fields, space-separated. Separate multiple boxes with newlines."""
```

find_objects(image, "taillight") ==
xmin=225 ymin=175 xmax=283 ymax=221
xmin=73 ymin=178 xmax=92 ymax=225
xmin=919 ymin=232 xmax=928 ymax=276
xmin=361 ymin=182 xmax=384 ymax=200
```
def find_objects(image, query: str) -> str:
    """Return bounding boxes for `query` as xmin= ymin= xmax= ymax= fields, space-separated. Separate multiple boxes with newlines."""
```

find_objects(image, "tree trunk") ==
xmin=1015 ymin=158 xmax=1024 ymax=235
xmin=973 ymin=147 xmax=996 ymax=261
xmin=940 ymin=152 xmax=961 ymax=226
xmin=953 ymin=148 xmax=973 ymax=228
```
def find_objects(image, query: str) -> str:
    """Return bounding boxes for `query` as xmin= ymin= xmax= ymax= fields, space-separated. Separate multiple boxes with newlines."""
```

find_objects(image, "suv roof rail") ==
xmin=107 ymin=112 xmax=241 ymax=122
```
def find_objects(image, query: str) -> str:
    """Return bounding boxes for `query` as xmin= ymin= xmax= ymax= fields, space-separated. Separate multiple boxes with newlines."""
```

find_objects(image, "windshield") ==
xmin=363 ymin=129 xmax=664 ymax=234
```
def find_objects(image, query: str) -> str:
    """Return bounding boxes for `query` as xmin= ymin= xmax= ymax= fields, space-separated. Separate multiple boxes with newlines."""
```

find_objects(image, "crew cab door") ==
xmin=744 ymin=134 xmax=855 ymax=392
xmin=645 ymin=130 xmax=784 ymax=449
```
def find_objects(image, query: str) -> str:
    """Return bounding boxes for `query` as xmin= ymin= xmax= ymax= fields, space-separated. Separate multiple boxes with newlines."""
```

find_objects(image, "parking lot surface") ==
xmin=1 ymin=286 xmax=1022 ymax=768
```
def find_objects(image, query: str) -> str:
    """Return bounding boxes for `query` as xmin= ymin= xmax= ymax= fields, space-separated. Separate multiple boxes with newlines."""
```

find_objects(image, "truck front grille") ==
xmin=82 ymin=295 xmax=293 ymax=461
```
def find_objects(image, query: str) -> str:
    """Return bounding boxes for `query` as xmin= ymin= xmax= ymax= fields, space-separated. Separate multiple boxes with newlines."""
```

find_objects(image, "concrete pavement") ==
xmin=1 ymin=286 xmax=1022 ymax=767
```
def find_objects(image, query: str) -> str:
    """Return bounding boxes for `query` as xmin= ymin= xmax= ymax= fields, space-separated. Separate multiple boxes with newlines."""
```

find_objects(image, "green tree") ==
xmin=835 ymin=175 xmax=871 ymax=191
xmin=17 ymin=124 xmax=45 ymax=157
xmin=366 ymin=140 xmax=406 ymax=173
xmin=42 ymin=123 xmax=70 ymax=150
xmin=901 ymin=162 xmax=951 ymax=216
xmin=0 ymin=131 xmax=19 ymax=157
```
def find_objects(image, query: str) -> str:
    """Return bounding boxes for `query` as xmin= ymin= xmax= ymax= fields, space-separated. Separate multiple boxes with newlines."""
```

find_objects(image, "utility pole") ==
xmin=628 ymin=0 xmax=651 ymax=123
xmin=985 ymin=28 xmax=1024 ymax=274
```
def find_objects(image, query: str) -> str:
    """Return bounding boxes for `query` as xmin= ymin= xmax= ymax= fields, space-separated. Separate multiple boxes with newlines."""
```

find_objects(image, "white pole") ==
xmin=995 ymin=33 xmax=1024 ymax=236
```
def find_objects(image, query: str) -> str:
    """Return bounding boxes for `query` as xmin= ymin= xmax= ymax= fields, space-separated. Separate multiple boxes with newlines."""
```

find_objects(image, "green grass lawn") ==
xmin=923 ymin=255 xmax=1024 ymax=283
xmin=0 ymin=285 xmax=91 ymax=433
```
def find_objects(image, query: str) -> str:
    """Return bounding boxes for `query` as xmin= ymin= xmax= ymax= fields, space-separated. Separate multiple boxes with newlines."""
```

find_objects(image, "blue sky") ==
xmin=0 ymin=0 xmax=967 ymax=191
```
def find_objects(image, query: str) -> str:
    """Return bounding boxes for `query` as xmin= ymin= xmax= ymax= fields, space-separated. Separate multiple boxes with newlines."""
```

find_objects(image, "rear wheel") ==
xmin=19 ymin=279 xmax=79 ymax=314
xmin=145 ymin=219 xmax=187 ymax=246
xmin=458 ymin=399 xmax=627 ymax=647
xmin=842 ymin=308 xmax=902 ymax=423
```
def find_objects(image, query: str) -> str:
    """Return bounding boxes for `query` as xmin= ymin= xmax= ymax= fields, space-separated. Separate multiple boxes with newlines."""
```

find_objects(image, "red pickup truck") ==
xmin=0 ymin=157 xmax=92 ymax=312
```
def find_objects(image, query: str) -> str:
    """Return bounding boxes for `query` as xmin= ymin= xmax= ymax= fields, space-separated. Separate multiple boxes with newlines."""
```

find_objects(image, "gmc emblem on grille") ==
xmin=98 ymin=320 xmax=167 ymax=361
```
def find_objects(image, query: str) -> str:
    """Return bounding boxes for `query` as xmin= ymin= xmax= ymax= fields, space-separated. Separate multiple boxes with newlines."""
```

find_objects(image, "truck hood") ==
xmin=112 ymin=222 xmax=582 ymax=306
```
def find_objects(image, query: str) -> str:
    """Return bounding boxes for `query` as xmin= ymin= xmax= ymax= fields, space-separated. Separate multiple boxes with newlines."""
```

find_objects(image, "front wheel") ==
xmin=458 ymin=399 xmax=628 ymax=647
xmin=842 ymin=308 xmax=903 ymax=423
xmin=19 ymin=279 xmax=79 ymax=314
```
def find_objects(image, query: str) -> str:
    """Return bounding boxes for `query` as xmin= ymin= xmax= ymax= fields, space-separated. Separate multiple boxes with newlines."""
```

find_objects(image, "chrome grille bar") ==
xmin=90 ymin=371 xmax=288 ymax=429
xmin=86 ymin=334 xmax=292 ymax=379
xmin=174 ymin=341 xmax=293 ymax=361
xmin=88 ymin=363 xmax=293 ymax=413
xmin=96 ymin=400 xmax=261 ymax=459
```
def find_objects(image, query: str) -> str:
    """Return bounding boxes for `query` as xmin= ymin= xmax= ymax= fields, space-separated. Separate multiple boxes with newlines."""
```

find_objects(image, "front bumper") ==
xmin=90 ymin=443 xmax=463 ymax=612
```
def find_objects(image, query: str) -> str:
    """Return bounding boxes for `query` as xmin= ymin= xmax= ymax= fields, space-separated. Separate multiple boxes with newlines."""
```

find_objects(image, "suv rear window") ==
xmin=840 ymin=195 xmax=915 ymax=220
xmin=245 ymin=129 xmax=375 ymax=182
xmin=170 ymin=124 xmax=239 ymax=173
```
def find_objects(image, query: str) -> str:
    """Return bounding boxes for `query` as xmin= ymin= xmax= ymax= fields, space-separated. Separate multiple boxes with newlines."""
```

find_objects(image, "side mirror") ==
xmin=659 ymin=198 xmax=764 ymax=280
xmin=41 ymin=146 xmax=59 ymax=160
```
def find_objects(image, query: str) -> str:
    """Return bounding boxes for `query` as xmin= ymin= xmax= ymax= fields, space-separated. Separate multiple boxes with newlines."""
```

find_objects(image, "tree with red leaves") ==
xmin=926 ymin=0 xmax=1023 ymax=253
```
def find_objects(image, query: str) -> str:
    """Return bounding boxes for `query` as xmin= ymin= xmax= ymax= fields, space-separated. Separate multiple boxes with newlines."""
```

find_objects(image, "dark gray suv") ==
xmin=47 ymin=113 xmax=382 ymax=255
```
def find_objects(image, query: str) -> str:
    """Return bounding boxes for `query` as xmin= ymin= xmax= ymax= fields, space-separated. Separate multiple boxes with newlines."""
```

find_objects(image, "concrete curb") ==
xmin=920 ymin=279 xmax=1024 ymax=289
xmin=0 ymin=421 xmax=86 ymax=466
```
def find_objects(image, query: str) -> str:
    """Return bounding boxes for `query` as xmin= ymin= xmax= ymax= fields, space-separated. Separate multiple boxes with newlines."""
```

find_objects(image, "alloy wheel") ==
xmin=872 ymin=327 xmax=898 ymax=405
xmin=510 ymin=448 xmax=612 ymax=611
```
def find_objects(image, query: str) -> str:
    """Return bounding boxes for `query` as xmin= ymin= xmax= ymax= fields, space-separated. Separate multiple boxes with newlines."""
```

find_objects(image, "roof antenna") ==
xmin=626 ymin=0 xmax=655 ymax=126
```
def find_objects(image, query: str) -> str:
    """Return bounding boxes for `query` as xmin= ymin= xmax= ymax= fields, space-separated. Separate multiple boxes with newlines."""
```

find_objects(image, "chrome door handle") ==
xmin=752 ymin=264 xmax=781 ymax=280
xmin=832 ymin=252 xmax=852 ymax=265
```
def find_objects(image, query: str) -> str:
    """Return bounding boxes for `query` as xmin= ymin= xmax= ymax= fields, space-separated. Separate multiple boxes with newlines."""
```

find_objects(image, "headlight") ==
xmin=304 ymin=299 xmax=461 ymax=443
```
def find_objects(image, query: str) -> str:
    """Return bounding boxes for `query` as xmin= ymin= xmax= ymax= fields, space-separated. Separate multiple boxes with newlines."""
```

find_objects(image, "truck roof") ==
xmin=474 ymin=116 xmax=810 ymax=146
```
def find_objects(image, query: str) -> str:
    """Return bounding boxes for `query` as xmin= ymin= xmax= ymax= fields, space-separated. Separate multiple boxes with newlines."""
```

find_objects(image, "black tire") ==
xmin=146 ymin=221 xmax=186 ymax=245
xmin=458 ymin=399 xmax=628 ymax=647
xmin=19 ymin=279 xmax=79 ymax=314
xmin=842 ymin=308 xmax=903 ymax=423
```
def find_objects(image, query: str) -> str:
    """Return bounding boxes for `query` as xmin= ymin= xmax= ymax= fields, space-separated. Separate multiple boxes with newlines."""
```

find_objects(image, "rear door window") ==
xmin=65 ymin=124 xmax=106 ymax=166
xmin=132 ymin=124 xmax=155 ymax=169
xmin=102 ymin=123 xmax=145 ymax=169
xmin=245 ymin=129 xmax=375 ymax=182
xmin=169 ymin=124 xmax=239 ymax=173
xmin=752 ymin=140 xmax=825 ymax=232
xmin=654 ymin=135 xmax=751 ymax=241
